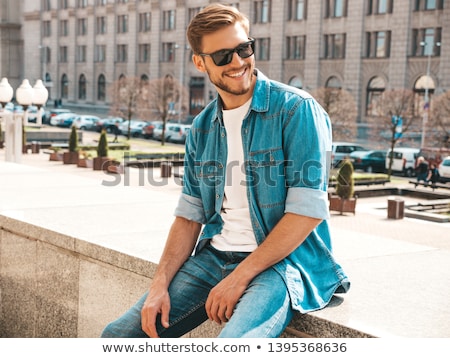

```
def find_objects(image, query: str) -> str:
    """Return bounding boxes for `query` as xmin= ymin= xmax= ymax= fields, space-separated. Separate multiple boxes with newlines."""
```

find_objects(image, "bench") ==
xmin=408 ymin=180 xmax=450 ymax=191
xmin=405 ymin=199 xmax=450 ymax=212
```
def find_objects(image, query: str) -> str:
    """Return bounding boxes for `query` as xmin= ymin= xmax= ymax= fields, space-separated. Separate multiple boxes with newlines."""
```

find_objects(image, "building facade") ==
xmin=0 ymin=0 xmax=23 ymax=92
xmin=13 ymin=0 xmax=450 ymax=139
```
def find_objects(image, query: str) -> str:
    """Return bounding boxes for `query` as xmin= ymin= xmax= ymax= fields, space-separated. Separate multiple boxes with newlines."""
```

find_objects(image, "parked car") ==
xmin=50 ymin=112 xmax=77 ymax=127
xmin=118 ymin=120 xmax=148 ymax=137
xmin=438 ymin=156 xmax=450 ymax=183
xmin=152 ymin=122 xmax=164 ymax=141
xmin=350 ymin=150 xmax=387 ymax=173
xmin=72 ymin=115 xmax=101 ymax=130
xmin=95 ymin=117 xmax=125 ymax=133
xmin=385 ymin=147 xmax=420 ymax=177
xmin=142 ymin=121 xmax=160 ymax=139
xmin=165 ymin=123 xmax=191 ymax=143
xmin=43 ymin=108 xmax=72 ymax=125
xmin=331 ymin=142 xmax=368 ymax=168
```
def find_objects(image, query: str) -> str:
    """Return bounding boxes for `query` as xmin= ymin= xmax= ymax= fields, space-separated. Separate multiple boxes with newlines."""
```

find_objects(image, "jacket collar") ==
xmin=211 ymin=69 xmax=269 ymax=125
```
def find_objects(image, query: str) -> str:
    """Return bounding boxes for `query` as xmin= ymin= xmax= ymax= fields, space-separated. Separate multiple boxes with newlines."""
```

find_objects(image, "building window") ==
xmin=76 ymin=45 xmax=87 ymax=62
xmin=43 ymin=0 xmax=51 ymax=11
xmin=77 ymin=18 xmax=87 ymax=36
xmin=288 ymin=0 xmax=307 ymax=21
xmin=139 ymin=12 xmax=151 ymax=32
xmin=162 ymin=42 xmax=176 ymax=62
xmin=414 ymin=0 xmax=444 ymax=11
xmin=77 ymin=0 xmax=88 ymax=8
xmin=116 ymin=44 xmax=128 ymax=62
xmin=188 ymin=7 xmax=202 ymax=23
xmin=324 ymin=33 xmax=346 ymax=59
xmin=60 ymin=20 xmax=68 ymax=36
xmin=41 ymin=46 xmax=51 ymax=64
xmin=412 ymin=28 xmax=441 ymax=56
xmin=253 ymin=0 xmax=271 ymax=23
xmin=59 ymin=46 xmax=68 ymax=62
xmin=288 ymin=76 xmax=303 ymax=89
xmin=325 ymin=0 xmax=348 ymax=18
xmin=95 ymin=45 xmax=106 ymax=62
xmin=60 ymin=0 xmax=68 ymax=9
xmin=285 ymin=36 xmax=306 ymax=60
xmin=78 ymin=74 xmax=87 ymax=100
xmin=367 ymin=0 xmax=393 ymax=14
xmin=365 ymin=31 xmax=391 ymax=58
xmin=96 ymin=16 xmax=107 ymax=34
xmin=96 ymin=0 xmax=107 ymax=5
xmin=366 ymin=76 xmax=385 ymax=116
xmin=117 ymin=15 xmax=128 ymax=33
xmin=61 ymin=74 xmax=69 ymax=99
xmin=255 ymin=38 xmax=270 ymax=61
xmin=162 ymin=10 xmax=176 ymax=31
xmin=98 ymin=74 xmax=106 ymax=101
xmin=414 ymin=75 xmax=436 ymax=116
xmin=43 ymin=21 xmax=51 ymax=37
xmin=138 ymin=44 xmax=151 ymax=62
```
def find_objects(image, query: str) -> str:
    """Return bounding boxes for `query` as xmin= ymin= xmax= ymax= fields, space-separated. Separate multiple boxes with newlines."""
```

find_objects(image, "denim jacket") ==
xmin=175 ymin=70 xmax=350 ymax=313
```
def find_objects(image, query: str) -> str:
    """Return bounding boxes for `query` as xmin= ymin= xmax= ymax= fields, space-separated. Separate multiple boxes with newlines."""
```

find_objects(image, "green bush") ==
xmin=336 ymin=159 xmax=354 ymax=199
xmin=97 ymin=129 xmax=108 ymax=157
xmin=69 ymin=125 xmax=78 ymax=153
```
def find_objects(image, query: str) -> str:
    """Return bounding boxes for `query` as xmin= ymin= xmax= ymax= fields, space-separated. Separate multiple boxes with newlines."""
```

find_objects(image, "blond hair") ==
xmin=187 ymin=4 xmax=250 ymax=55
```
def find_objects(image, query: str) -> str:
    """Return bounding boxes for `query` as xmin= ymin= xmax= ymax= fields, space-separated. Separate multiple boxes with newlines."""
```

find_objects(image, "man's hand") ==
xmin=205 ymin=273 xmax=248 ymax=325
xmin=141 ymin=289 xmax=171 ymax=338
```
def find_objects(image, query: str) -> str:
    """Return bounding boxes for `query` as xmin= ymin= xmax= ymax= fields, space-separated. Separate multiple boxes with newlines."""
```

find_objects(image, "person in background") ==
xmin=415 ymin=156 xmax=429 ymax=186
xmin=101 ymin=3 xmax=349 ymax=338
xmin=426 ymin=163 xmax=440 ymax=187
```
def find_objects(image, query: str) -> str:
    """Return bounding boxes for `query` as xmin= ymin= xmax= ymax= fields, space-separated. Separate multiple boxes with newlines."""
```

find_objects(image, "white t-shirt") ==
xmin=210 ymin=99 xmax=258 ymax=252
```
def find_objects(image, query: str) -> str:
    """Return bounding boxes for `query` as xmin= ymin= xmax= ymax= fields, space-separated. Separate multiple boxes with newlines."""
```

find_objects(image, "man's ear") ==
xmin=192 ymin=54 xmax=206 ymax=73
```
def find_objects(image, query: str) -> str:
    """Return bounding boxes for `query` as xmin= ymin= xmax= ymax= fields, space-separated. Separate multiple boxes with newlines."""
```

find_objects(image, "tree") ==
xmin=367 ymin=89 xmax=418 ymax=179
xmin=429 ymin=91 xmax=450 ymax=148
xmin=109 ymin=76 xmax=147 ymax=140
xmin=141 ymin=74 xmax=188 ymax=146
xmin=310 ymin=87 xmax=357 ymax=141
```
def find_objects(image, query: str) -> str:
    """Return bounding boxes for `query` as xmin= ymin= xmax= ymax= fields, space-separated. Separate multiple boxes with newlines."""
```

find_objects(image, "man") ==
xmin=101 ymin=3 xmax=349 ymax=338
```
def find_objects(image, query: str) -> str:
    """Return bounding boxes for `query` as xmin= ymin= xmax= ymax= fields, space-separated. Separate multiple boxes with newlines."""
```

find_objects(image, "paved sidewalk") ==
xmin=1 ymin=146 xmax=450 ymax=337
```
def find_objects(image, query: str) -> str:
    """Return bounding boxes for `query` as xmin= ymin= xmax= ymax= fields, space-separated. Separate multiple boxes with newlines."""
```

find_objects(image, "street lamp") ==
xmin=0 ymin=77 xmax=48 ymax=163
xmin=33 ymin=79 xmax=49 ymax=126
xmin=420 ymin=40 xmax=440 ymax=149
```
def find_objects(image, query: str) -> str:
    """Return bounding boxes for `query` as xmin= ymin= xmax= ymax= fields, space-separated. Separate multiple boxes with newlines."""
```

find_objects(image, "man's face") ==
xmin=193 ymin=23 xmax=255 ymax=108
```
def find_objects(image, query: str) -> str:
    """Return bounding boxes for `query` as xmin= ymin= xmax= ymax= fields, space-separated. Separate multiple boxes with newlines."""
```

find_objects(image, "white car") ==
xmin=72 ymin=115 xmax=101 ymax=130
xmin=118 ymin=120 xmax=148 ymax=137
xmin=331 ymin=142 xmax=368 ymax=168
xmin=385 ymin=147 xmax=420 ymax=177
xmin=165 ymin=124 xmax=191 ymax=143
xmin=438 ymin=156 xmax=450 ymax=183
xmin=50 ymin=112 xmax=77 ymax=127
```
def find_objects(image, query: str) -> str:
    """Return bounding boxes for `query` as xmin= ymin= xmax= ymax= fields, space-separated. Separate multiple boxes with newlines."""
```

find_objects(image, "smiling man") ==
xmin=101 ymin=3 xmax=350 ymax=338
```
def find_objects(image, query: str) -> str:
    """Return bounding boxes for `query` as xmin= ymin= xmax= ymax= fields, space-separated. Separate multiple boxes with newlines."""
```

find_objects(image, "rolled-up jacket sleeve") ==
xmin=285 ymin=187 xmax=330 ymax=220
xmin=174 ymin=193 xmax=207 ymax=224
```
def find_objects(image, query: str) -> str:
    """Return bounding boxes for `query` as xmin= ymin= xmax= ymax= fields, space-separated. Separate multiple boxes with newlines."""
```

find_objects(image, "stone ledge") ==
xmin=0 ymin=216 xmax=366 ymax=338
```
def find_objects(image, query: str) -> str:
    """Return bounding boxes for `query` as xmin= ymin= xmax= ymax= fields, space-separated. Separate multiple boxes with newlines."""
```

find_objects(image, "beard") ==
xmin=206 ymin=64 xmax=254 ymax=96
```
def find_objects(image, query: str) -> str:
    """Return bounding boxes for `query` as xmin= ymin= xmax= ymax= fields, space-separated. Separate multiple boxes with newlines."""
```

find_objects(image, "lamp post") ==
xmin=420 ymin=40 xmax=440 ymax=149
xmin=0 ymin=78 xmax=14 ymax=161
xmin=0 ymin=77 xmax=48 ymax=163
xmin=33 ymin=79 xmax=49 ymax=126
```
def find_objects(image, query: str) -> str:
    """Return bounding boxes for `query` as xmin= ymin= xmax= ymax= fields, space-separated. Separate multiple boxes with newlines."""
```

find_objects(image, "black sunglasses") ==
xmin=199 ymin=38 xmax=255 ymax=66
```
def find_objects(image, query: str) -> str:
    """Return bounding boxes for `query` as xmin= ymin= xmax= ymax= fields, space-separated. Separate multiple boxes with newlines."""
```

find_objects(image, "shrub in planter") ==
xmin=63 ymin=125 xmax=79 ymax=164
xmin=329 ymin=159 xmax=357 ymax=214
xmin=93 ymin=129 xmax=111 ymax=170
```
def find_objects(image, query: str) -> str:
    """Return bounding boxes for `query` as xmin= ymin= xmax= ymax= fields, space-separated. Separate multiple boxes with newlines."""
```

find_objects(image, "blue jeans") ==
xmin=101 ymin=243 xmax=294 ymax=338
